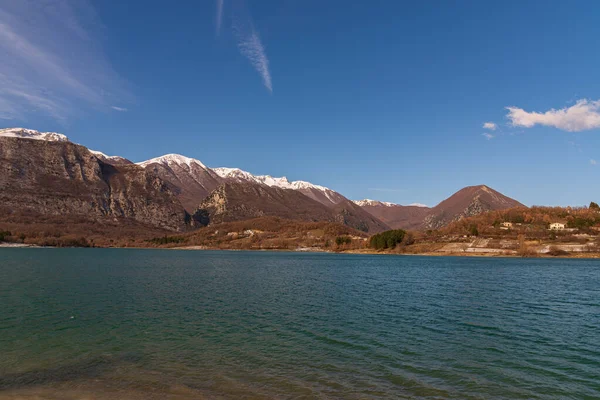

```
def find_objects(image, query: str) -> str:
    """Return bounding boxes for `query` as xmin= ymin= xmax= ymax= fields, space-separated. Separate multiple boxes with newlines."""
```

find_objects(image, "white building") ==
xmin=549 ymin=222 xmax=566 ymax=231
xmin=500 ymin=222 xmax=513 ymax=229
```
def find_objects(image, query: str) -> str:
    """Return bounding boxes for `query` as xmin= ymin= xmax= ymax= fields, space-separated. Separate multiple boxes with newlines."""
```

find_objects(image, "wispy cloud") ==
xmin=215 ymin=0 xmax=224 ymax=36
xmin=483 ymin=122 xmax=497 ymax=130
xmin=506 ymin=99 xmax=600 ymax=132
xmin=0 ymin=0 xmax=131 ymax=121
xmin=231 ymin=4 xmax=273 ymax=93
xmin=236 ymin=29 xmax=272 ymax=92
xmin=482 ymin=132 xmax=495 ymax=140
xmin=591 ymin=159 xmax=597 ymax=165
xmin=111 ymin=106 xmax=128 ymax=112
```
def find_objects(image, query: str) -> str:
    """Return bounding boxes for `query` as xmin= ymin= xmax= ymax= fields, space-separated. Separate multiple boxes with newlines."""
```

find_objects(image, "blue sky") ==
xmin=1 ymin=0 xmax=600 ymax=207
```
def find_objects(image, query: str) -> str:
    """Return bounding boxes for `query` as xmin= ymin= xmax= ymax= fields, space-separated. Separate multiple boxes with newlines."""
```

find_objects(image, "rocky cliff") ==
xmin=197 ymin=182 xmax=389 ymax=232
xmin=0 ymin=137 xmax=192 ymax=231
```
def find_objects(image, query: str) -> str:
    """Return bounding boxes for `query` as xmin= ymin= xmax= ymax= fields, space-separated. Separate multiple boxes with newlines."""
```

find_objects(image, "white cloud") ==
xmin=0 ymin=1 xmax=131 ymax=121
xmin=483 ymin=122 xmax=497 ymax=130
xmin=111 ymin=106 xmax=128 ymax=112
xmin=482 ymin=132 xmax=494 ymax=140
xmin=236 ymin=28 xmax=272 ymax=93
xmin=215 ymin=0 xmax=224 ymax=36
xmin=506 ymin=99 xmax=600 ymax=132
xmin=591 ymin=159 xmax=597 ymax=165
xmin=232 ymin=7 xmax=272 ymax=93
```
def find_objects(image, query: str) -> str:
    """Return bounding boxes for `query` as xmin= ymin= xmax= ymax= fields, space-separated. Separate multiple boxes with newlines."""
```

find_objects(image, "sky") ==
xmin=1 ymin=0 xmax=600 ymax=207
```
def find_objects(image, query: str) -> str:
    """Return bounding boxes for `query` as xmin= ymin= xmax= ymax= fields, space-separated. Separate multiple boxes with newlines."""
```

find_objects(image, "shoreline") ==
xmin=3 ymin=242 xmax=600 ymax=259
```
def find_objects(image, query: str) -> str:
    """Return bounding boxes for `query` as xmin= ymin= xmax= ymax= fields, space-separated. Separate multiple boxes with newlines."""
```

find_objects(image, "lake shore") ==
xmin=0 ymin=242 xmax=41 ymax=248
xmin=4 ymin=241 xmax=600 ymax=259
xmin=172 ymin=244 xmax=600 ymax=259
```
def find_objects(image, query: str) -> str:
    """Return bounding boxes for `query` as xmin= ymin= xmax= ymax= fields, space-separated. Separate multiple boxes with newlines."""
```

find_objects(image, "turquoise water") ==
xmin=0 ymin=249 xmax=599 ymax=399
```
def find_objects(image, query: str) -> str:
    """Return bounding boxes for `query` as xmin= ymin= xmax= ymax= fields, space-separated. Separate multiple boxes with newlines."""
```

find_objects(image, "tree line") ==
xmin=369 ymin=229 xmax=407 ymax=250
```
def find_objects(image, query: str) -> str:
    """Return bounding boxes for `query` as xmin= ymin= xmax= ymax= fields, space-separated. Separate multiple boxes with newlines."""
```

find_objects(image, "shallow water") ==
xmin=0 ymin=249 xmax=599 ymax=399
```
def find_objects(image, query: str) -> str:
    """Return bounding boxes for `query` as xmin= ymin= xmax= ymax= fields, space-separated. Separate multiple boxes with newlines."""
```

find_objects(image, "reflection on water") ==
xmin=0 ymin=249 xmax=599 ymax=399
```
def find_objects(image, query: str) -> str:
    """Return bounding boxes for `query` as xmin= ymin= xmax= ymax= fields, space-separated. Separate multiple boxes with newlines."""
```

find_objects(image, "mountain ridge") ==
xmin=1 ymin=127 xmax=526 ymax=233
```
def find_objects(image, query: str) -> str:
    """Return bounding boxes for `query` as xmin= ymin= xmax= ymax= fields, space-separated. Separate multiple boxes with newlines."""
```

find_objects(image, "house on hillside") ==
xmin=549 ymin=222 xmax=566 ymax=231
xmin=500 ymin=222 xmax=513 ymax=229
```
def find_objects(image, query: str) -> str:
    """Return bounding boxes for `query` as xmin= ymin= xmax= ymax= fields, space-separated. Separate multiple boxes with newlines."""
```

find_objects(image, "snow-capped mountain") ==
xmin=213 ymin=167 xmax=346 ymax=206
xmin=2 ymin=127 xmax=525 ymax=234
xmin=354 ymin=200 xmax=432 ymax=230
xmin=213 ymin=167 xmax=322 ymax=191
xmin=353 ymin=199 xmax=398 ymax=207
xmin=0 ymin=128 xmax=69 ymax=142
xmin=138 ymin=153 xmax=209 ymax=170
xmin=89 ymin=150 xmax=132 ymax=165
xmin=408 ymin=203 xmax=429 ymax=208
xmin=353 ymin=199 xmax=429 ymax=208
xmin=137 ymin=154 xmax=223 ymax=212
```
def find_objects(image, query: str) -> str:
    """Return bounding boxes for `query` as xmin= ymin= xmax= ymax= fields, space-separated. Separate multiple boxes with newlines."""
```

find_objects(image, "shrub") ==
xmin=547 ymin=246 xmax=569 ymax=257
xmin=401 ymin=232 xmax=415 ymax=246
xmin=369 ymin=229 xmax=407 ymax=250
xmin=469 ymin=225 xmax=479 ymax=237
xmin=335 ymin=236 xmax=352 ymax=246
xmin=147 ymin=235 xmax=187 ymax=245
xmin=0 ymin=230 xmax=11 ymax=242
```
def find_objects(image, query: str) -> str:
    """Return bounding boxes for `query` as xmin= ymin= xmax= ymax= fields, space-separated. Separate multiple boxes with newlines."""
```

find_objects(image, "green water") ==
xmin=0 ymin=249 xmax=599 ymax=399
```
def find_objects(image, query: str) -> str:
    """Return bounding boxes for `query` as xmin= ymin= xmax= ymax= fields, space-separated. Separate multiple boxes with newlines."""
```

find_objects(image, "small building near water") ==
xmin=549 ymin=222 xmax=566 ymax=231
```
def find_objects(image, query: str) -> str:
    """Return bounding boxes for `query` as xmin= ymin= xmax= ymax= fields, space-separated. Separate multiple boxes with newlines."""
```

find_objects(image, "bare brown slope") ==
xmin=294 ymin=187 xmax=347 ymax=207
xmin=197 ymin=182 xmax=389 ymax=233
xmin=0 ymin=137 xmax=192 ymax=231
xmin=169 ymin=217 xmax=369 ymax=251
xmin=359 ymin=204 xmax=432 ymax=230
xmin=329 ymin=200 xmax=391 ymax=233
xmin=140 ymin=161 xmax=222 ymax=212
xmin=422 ymin=185 xmax=525 ymax=229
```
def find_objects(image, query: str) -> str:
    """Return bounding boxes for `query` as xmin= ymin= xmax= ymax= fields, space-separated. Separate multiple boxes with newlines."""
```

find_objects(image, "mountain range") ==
xmin=0 ymin=128 xmax=525 ymax=235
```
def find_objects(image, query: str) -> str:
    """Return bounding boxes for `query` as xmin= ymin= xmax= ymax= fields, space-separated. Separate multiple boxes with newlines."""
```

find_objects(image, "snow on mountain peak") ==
xmin=0 ymin=128 xmax=69 ymax=142
xmin=90 ymin=150 xmax=128 ymax=162
xmin=137 ymin=154 xmax=207 ymax=169
xmin=213 ymin=167 xmax=257 ymax=182
xmin=353 ymin=199 xmax=397 ymax=207
xmin=353 ymin=199 xmax=429 ymax=208
xmin=214 ymin=167 xmax=334 ymax=193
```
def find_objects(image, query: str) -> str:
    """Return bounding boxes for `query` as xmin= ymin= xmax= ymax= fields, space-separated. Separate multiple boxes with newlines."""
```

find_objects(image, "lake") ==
xmin=0 ymin=249 xmax=599 ymax=399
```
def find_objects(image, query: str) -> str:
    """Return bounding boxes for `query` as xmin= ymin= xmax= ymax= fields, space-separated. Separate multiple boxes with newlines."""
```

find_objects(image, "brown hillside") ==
xmin=197 ymin=182 xmax=389 ymax=233
xmin=359 ymin=204 xmax=431 ymax=230
xmin=0 ymin=137 xmax=192 ymax=231
xmin=422 ymin=185 xmax=525 ymax=229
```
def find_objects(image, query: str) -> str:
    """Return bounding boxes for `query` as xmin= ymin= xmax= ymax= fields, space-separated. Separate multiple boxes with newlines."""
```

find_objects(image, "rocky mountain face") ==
xmin=422 ymin=185 xmax=525 ymax=229
xmin=197 ymin=182 xmax=335 ymax=225
xmin=0 ymin=135 xmax=194 ymax=231
xmin=131 ymin=160 xmax=387 ymax=232
xmin=212 ymin=168 xmax=346 ymax=207
xmin=197 ymin=182 xmax=390 ymax=232
xmin=1 ymin=128 xmax=526 ymax=236
xmin=137 ymin=154 xmax=223 ymax=213
xmin=355 ymin=185 xmax=524 ymax=230
xmin=211 ymin=167 xmax=387 ymax=232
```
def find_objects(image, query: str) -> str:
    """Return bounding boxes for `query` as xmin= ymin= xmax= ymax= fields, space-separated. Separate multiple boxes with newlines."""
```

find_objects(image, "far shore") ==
xmin=170 ymin=245 xmax=600 ymax=259
xmin=0 ymin=242 xmax=42 ymax=248
xmin=3 ymin=241 xmax=600 ymax=259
